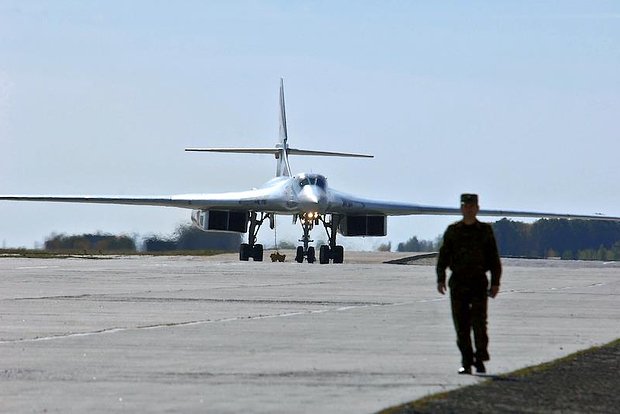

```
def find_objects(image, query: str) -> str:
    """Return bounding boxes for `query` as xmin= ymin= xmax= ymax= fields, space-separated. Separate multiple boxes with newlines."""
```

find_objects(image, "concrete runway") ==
xmin=1 ymin=252 xmax=618 ymax=413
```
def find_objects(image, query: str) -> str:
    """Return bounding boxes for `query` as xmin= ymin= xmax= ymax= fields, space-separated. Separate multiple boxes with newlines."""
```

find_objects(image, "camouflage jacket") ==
xmin=436 ymin=220 xmax=502 ymax=286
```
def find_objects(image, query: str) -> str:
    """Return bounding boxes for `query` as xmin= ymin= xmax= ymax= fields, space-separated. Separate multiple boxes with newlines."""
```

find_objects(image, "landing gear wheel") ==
xmin=239 ymin=243 xmax=251 ymax=261
xmin=307 ymin=246 xmax=316 ymax=263
xmin=319 ymin=245 xmax=330 ymax=264
xmin=253 ymin=244 xmax=264 ymax=262
xmin=333 ymin=245 xmax=344 ymax=264
xmin=295 ymin=246 xmax=304 ymax=263
xmin=239 ymin=212 xmax=272 ymax=262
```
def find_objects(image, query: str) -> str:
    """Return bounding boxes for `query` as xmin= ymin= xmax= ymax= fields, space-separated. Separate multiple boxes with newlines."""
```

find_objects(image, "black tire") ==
xmin=333 ymin=245 xmax=344 ymax=264
xmin=295 ymin=246 xmax=304 ymax=263
xmin=253 ymin=244 xmax=264 ymax=262
xmin=319 ymin=245 xmax=330 ymax=264
xmin=239 ymin=243 xmax=250 ymax=261
xmin=307 ymin=246 xmax=316 ymax=263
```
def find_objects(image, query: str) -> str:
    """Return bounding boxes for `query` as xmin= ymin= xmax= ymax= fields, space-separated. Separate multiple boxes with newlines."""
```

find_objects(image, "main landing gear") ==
xmin=238 ymin=211 xmax=345 ymax=264
xmin=239 ymin=212 xmax=272 ymax=262
xmin=295 ymin=212 xmax=344 ymax=264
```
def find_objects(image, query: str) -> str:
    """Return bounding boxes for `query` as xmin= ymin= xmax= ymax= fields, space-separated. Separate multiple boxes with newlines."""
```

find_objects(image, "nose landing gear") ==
xmin=295 ymin=213 xmax=344 ymax=264
xmin=295 ymin=212 xmax=317 ymax=263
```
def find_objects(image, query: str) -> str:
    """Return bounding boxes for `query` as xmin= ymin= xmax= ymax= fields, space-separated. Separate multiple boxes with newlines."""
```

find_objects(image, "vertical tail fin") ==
xmin=185 ymin=79 xmax=372 ymax=177
xmin=276 ymin=78 xmax=292 ymax=177
xmin=279 ymin=78 xmax=288 ymax=146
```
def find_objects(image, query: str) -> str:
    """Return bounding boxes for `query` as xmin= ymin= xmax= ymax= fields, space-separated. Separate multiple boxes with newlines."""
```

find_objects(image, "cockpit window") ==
xmin=298 ymin=174 xmax=327 ymax=190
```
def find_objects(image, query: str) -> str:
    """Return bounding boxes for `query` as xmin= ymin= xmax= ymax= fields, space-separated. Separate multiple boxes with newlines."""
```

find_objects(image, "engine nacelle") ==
xmin=191 ymin=210 xmax=248 ymax=233
xmin=338 ymin=215 xmax=387 ymax=237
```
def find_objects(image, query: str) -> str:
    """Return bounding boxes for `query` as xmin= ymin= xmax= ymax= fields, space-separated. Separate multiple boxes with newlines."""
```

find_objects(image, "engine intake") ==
xmin=338 ymin=215 xmax=386 ymax=236
xmin=192 ymin=210 xmax=248 ymax=233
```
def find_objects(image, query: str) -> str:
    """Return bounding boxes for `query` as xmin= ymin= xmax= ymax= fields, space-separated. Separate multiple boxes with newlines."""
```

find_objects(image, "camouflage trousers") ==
xmin=449 ymin=277 xmax=489 ymax=366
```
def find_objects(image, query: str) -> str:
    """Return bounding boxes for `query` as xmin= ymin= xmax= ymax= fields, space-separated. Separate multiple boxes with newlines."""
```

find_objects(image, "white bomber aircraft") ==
xmin=2 ymin=79 xmax=620 ymax=263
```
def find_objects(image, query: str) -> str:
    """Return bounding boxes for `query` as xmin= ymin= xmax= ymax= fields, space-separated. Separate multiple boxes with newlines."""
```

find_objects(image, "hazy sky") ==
xmin=1 ymin=1 xmax=619 ymax=250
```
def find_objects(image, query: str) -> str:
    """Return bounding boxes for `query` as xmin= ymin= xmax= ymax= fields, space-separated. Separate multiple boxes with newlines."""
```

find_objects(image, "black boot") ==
xmin=458 ymin=365 xmax=472 ymax=375
xmin=474 ymin=359 xmax=486 ymax=374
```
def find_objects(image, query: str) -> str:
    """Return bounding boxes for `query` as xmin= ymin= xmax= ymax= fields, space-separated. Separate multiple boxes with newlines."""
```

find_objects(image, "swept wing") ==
xmin=0 ymin=188 xmax=277 ymax=211
xmin=325 ymin=190 xmax=620 ymax=221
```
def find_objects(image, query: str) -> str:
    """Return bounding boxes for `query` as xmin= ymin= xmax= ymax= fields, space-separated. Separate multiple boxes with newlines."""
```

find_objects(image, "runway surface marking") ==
xmin=0 ymin=295 xmax=447 ymax=345
xmin=15 ymin=265 xmax=60 ymax=270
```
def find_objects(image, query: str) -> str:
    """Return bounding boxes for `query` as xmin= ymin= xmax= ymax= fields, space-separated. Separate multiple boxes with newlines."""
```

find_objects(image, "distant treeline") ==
xmin=44 ymin=225 xmax=242 ymax=253
xmin=45 ymin=233 xmax=136 ymax=252
xmin=493 ymin=218 xmax=620 ymax=260
xmin=396 ymin=236 xmax=438 ymax=253
xmin=397 ymin=218 xmax=620 ymax=260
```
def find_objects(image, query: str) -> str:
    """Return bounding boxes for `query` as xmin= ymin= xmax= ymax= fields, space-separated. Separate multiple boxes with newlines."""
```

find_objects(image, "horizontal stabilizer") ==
xmin=185 ymin=147 xmax=373 ymax=158
xmin=287 ymin=148 xmax=373 ymax=158
xmin=185 ymin=148 xmax=278 ymax=155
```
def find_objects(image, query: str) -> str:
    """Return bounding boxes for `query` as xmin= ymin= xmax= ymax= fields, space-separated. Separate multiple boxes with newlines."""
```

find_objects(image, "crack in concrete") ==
xmin=14 ymin=294 xmax=389 ymax=306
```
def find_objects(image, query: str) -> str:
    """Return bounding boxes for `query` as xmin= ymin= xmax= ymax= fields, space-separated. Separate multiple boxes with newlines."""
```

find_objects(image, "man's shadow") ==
xmin=475 ymin=373 xmax=520 ymax=382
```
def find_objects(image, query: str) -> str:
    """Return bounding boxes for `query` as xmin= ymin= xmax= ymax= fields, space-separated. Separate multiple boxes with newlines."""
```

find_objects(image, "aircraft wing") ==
xmin=326 ymin=192 xmax=620 ymax=221
xmin=0 ymin=188 xmax=279 ymax=211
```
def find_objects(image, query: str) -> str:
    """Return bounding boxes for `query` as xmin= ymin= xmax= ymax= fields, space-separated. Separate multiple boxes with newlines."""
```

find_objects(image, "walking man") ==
xmin=436 ymin=193 xmax=501 ymax=374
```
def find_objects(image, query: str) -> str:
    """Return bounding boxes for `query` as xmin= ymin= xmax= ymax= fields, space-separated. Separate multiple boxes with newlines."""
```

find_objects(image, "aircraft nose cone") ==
xmin=299 ymin=186 xmax=327 ymax=211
